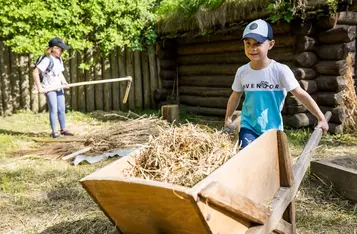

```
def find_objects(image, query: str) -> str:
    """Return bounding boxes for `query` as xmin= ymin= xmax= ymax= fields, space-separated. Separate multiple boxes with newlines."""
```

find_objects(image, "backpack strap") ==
xmin=45 ymin=56 xmax=54 ymax=74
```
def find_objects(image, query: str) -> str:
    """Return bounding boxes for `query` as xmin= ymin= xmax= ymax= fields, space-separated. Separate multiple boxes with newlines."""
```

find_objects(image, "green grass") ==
xmin=1 ymin=111 xmax=357 ymax=233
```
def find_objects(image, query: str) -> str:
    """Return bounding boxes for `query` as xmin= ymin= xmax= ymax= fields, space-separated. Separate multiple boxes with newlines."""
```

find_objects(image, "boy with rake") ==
xmin=225 ymin=19 xmax=328 ymax=148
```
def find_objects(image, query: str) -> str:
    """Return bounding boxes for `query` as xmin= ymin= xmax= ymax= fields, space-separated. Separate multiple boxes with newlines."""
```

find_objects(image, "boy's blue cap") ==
xmin=49 ymin=37 xmax=70 ymax=50
xmin=242 ymin=19 xmax=273 ymax=43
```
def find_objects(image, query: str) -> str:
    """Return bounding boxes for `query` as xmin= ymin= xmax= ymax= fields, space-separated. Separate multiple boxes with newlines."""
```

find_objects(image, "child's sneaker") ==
xmin=60 ymin=130 xmax=74 ymax=136
xmin=51 ymin=132 xmax=60 ymax=138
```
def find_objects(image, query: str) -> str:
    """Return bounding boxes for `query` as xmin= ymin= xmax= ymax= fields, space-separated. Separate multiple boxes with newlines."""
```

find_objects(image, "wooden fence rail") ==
xmin=0 ymin=42 xmax=160 ymax=115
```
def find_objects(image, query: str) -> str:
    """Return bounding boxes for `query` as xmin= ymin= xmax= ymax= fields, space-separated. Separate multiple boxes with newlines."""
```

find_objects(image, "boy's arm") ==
xmin=225 ymin=91 xmax=243 ymax=127
xmin=290 ymin=86 xmax=329 ymax=133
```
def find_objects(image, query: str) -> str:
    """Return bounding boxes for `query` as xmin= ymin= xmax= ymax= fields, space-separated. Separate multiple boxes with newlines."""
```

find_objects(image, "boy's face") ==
xmin=51 ymin=46 xmax=64 ymax=58
xmin=243 ymin=38 xmax=275 ymax=62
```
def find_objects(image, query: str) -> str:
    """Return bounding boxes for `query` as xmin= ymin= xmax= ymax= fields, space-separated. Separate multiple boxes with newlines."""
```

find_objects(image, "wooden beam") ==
xmin=198 ymin=181 xmax=272 ymax=225
xmin=277 ymin=131 xmax=294 ymax=187
xmin=274 ymin=219 xmax=293 ymax=234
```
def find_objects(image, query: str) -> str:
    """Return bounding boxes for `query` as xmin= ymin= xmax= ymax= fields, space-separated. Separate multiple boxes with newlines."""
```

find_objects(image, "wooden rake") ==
xmin=33 ymin=76 xmax=133 ymax=104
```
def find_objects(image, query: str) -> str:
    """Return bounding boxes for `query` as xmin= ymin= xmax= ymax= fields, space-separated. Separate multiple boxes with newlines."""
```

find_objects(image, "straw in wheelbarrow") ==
xmin=125 ymin=122 xmax=236 ymax=187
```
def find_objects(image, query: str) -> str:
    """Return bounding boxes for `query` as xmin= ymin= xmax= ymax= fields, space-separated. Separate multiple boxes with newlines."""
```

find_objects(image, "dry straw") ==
xmin=342 ymin=54 xmax=357 ymax=132
xmin=125 ymin=122 xmax=235 ymax=187
xmin=85 ymin=115 xmax=170 ymax=152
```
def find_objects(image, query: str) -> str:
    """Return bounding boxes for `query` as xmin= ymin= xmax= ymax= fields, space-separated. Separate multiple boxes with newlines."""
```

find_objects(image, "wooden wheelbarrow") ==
xmin=80 ymin=112 xmax=331 ymax=234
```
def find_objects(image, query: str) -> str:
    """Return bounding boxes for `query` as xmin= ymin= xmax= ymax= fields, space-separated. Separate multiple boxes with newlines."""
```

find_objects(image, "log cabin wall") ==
xmin=173 ymin=13 xmax=357 ymax=133
xmin=155 ymin=40 xmax=178 ymax=107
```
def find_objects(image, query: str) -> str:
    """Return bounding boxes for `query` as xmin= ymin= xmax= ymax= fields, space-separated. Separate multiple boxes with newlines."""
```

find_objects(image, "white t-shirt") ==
xmin=36 ymin=56 xmax=64 ymax=89
xmin=232 ymin=60 xmax=299 ymax=135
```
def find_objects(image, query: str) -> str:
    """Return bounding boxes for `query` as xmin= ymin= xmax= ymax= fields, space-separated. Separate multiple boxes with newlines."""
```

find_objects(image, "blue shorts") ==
xmin=239 ymin=127 xmax=260 ymax=149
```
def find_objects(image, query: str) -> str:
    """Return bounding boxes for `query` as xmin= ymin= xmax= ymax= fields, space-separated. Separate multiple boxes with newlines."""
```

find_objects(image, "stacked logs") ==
xmin=284 ymin=15 xmax=356 ymax=134
xmin=155 ymin=40 xmax=177 ymax=107
xmin=176 ymin=22 xmax=294 ymax=116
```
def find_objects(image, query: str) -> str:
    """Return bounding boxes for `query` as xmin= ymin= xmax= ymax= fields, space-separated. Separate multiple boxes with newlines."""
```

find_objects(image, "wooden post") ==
xmin=103 ymin=56 xmax=112 ymax=111
xmin=95 ymin=50 xmax=104 ymax=110
xmin=118 ymin=47 xmax=128 ymax=111
xmin=134 ymin=50 xmax=143 ymax=110
xmin=77 ymin=52 xmax=86 ymax=112
xmin=10 ymin=52 xmax=20 ymax=111
xmin=29 ymin=55 xmax=39 ymax=113
xmin=148 ymin=45 xmax=158 ymax=107
xmin=19 ymin=55 xmax=30 ymax=110
xmin=125 ymin=48 xmax=135 ymax=110
xmin=161 ymin=104 xmax=180 ymax=123
xmin=70 ymin=52 xmax=78 ymax=111
xmin=110 ymin=48 xmax=120 ymax=111
xmin=0 ymin=42 xmax=13 ymax=115
xmin=141 ymin=50 xmax=151 ymax=109
xmin=63 ymin=58 xmax=71 ymax=109
xmin=85 ymin=49 xmax=95 ymax=112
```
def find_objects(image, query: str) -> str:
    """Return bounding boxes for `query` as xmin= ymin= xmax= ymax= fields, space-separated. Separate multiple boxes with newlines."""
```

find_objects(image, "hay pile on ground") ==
xmin=342 ymin=54 xmax=357 ymax=132
xmin=85 ymin=115 xmax=170 ymax=153
xmin=125 ymin=122 xmax=236 ymax=187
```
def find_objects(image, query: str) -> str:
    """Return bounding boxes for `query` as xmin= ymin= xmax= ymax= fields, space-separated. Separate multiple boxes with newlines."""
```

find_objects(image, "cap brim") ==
xmin=57 ymin=42 xmax=70 ymax=50
xmin=242 ymin=33 xmax=267 ymax=43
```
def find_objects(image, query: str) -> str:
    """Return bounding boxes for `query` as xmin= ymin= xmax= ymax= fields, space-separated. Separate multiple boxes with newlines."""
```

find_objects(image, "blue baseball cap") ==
xmin=242 ymin=19 xmax=273 ymax=43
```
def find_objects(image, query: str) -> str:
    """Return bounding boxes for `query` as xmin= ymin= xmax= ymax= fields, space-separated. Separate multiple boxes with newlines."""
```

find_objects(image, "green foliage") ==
xmin=267 ymin=0 xmax=294 ymax=23
xmin=0 ymin=0 xmax=157 ymax=56
xmin=156 ymin=0 xmax=225 ymax=19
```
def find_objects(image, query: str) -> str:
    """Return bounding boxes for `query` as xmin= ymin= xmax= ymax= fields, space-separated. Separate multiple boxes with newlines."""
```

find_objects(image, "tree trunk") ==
xmin=295 ymin=36 xmax=317 ymax=53
xmin=161 ymin=104 xmax=180 ymax=123
xmin=179 ymin=75 xmax=234 ymax=87
xmin=315 ymin=76 xmax=346 ymax=92
xmin=315 ymin=60 xmax=348 ymax=75
xmin=294 ymin=52 xmax=318 ymax=67
xmin=317 ymin=41 xmax=355 ymax=60
xmin=312 ymin=92 xmax=344 ymax=106
xmin=318 ymin=25 xmax=356 ymax=44
xmin=299 ymin=80 xmax=318 ymax=94
xmin=179 ymin=64 xmax=238 ymax=76
xmin=178 ymin=86 xmax=232 ymax=97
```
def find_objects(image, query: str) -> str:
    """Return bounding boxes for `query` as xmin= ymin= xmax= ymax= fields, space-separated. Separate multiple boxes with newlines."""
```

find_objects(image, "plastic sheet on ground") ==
xmin=73 ymin=147 xmax=140 ymax=166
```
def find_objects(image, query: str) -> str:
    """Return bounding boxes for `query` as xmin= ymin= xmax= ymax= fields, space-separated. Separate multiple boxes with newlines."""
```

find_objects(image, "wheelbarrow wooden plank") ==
xmin=198 ymin=181 xmax=272 ymax=224
xmin=81 ymin=152 xmax=211 ymax=234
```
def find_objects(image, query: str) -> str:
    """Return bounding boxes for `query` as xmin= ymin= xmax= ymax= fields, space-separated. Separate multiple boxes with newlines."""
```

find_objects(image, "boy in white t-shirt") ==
xmin=225 ymin=19 xmax=328 ymax=148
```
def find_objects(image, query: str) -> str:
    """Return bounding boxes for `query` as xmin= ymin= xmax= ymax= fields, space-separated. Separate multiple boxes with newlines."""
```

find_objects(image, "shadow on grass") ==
xmin=40 ymin=217 xmax=116 ymax=234
xmin=0 ymin=129 xmax=49 ymax=137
